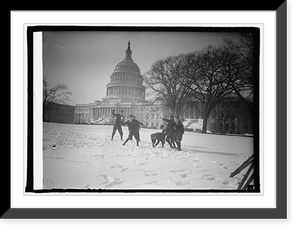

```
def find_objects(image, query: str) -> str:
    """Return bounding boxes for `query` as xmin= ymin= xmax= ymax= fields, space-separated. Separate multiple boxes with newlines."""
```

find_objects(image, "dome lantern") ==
xmin=125 ymin=40 xmax=133 ymax=61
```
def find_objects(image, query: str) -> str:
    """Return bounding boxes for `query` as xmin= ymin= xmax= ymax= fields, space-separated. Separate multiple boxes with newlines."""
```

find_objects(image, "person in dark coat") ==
xmin=111 ymin=109 xmax=125 ymax=141
xmin=173 ymin=116 xmax=184 ymax=151
xmin=161 ymin=115 xmax=176 ymax=148
xmin=122 ymin=115 xmax=145 ymax=146
xmin=150 ymin=125 xmax=167 ymax=148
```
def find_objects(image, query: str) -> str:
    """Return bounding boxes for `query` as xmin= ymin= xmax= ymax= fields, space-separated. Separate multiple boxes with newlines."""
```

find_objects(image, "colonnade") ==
xmin=107 ymin=86 xmax=145 ymax=98
xmin=92 ymin=107 xmax=132 ymax=120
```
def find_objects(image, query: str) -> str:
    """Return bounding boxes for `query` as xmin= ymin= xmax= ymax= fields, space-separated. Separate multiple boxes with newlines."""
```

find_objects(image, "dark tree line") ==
xmin=144 ymin=34 xmax=255 ymax=133
xmin=43 ymin=78 xmax=72 ymax=121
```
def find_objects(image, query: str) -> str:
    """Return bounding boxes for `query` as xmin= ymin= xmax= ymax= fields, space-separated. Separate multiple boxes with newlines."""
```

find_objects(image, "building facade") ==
xmin=44 ymin=103 xmax=75 ymax=124
xmin=181 ymin=100 xmax=253 ymax=134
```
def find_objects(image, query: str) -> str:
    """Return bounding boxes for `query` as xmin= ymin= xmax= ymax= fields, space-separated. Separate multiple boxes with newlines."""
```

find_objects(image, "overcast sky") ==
xmin=42 ymin=30 xmax=239 ymax=105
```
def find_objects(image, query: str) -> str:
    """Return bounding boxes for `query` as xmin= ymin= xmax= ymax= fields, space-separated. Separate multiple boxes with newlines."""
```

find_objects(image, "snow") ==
xmin=184 ymin=119 xmax=203 ymax=131
xmin=43 ymin=122 xmax=254 ymax=190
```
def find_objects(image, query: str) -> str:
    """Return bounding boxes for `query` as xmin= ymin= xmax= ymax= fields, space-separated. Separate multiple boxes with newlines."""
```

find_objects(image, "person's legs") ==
xmin=134 ymin=131 xmax=140 ymax=146
xmin=174 ymin=141 xmax=179 ymax=149
xmin=166 ymin=132 xmax=174 ymax=148
xmin=111 ymin=125 xmax=117 ymax=140
xmin=117 ymin=125 xmax=123 ymax=140
xmin=171 ymin=132 xmax=177 ymax=148
xmin=176 ymin=141 xmax=181 ymax=151
xmin=123 ymin=132 xmax=133 ymax=145
xmin=175 ymin=133 xmax=183 ymax=151
xmin=166 ymin=140 xmax=173 ymax=148
xmin=122 ymin=138 xmax=130 ymax=145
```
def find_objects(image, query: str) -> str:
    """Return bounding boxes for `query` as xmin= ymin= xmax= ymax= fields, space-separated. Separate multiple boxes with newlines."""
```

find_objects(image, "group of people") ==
xmin=150 ymin=115 xmax=184 ymax=151
xmin=162 ymin=115 xmax=184 ymax=151
xmin=110 ymin=109 xmax=184 ymax=151
xmin=111 ymin=109 xmax=144 ymax=146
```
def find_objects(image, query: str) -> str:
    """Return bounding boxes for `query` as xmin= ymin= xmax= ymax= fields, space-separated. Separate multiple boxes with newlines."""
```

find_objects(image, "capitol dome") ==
xmin=105 ymin=41 xmax=146 ymax=103
xmin=114 ymin=59 xmax=141 ymax=74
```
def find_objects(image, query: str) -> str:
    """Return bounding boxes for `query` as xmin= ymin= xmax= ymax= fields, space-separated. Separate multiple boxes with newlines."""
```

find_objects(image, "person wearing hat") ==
xmin=161 ymin=115 xmax=177 ymax=148
xmin=122 ymin=115 xmax=144 ymax=146
xmin=173 ymin=115 xmax=184 ymax=151
xmin=111 ymin=109 xmax=125 ymax=141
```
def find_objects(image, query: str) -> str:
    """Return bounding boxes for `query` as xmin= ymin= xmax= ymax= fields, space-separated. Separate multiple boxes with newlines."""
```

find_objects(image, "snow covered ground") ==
xmin=43 ymin=122 xmax=254 ymax=190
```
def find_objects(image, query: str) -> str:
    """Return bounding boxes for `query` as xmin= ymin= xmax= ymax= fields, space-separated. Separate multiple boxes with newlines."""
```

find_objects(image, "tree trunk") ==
xmin=202 ymin=114 xmax=209 ymax=134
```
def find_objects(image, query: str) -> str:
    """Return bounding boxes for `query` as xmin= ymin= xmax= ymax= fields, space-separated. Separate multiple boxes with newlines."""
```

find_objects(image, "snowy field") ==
xmin=43 ymin=122 xmax=254 ymax=190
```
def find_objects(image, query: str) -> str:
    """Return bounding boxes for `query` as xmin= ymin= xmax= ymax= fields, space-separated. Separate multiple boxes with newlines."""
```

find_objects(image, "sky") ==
xmin=42 ymin=30 xmax=240 ymax=105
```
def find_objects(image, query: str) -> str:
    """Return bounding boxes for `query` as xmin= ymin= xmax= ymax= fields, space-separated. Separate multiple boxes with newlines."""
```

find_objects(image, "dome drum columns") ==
xmin=107 ymin=85 xmax=145 ymax=98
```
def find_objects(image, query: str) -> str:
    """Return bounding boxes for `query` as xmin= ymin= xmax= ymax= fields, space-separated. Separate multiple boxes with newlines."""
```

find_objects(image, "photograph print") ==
xmin=30 ymin=26 xmax=260 ymax=193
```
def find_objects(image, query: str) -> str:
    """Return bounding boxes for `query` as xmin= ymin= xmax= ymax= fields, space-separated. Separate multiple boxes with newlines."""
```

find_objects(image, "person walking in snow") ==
xmin=161 ymin=115 xmax=176 ymax=148
xmin=173 ymin=116 xmax=184 ymax=151
xmin=122 ymin=115 xmax=145 ymax=146
xmin=111 ymin=109 xmax=125 ymax=141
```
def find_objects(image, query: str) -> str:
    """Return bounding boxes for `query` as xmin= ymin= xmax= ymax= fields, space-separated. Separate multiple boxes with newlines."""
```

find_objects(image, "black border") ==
xmin=25 ymin=24 xmax=34 ymax=193
xmin=3 ymin=2 xmax=287 ymax=218
xmin=25 ymin=26 xmax=261 ymax=194
xmin=8 ymin=0 xmax=284 ymax=11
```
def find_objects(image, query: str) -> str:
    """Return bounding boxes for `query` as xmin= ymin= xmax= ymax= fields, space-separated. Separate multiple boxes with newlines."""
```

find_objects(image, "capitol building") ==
xmin=74 ymin=41 xmax=253 ymax=134
xmin=74 ymin=41 xmax=165 ymax=128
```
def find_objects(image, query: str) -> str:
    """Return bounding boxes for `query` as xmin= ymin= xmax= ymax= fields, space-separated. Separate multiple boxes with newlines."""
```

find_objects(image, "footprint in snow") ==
xmin=142 ymin=170 xmax=159 ymax=177
xmin=120 ymin=167 xmax=130 ymax=172
xmin=201 ymin=174 xmax=216 ymax=181
xmin=170 ymin=179 xmax=191 ymax=187
xmin=221 ymin=181 xmax=229 ymax=185
xmin=110 ymin=164 xmax=130 ymax=172
xmin=169 ymin=169 xmax=189 ymax=178
xmin=138 ymin=162 xmax=147 ymax=166
xmin=192 ymin=162 xmax=202 ymax=168
xmin=169 ymin=169 xmax=189 ymax=174
xmin=179 ymin=173 xmax=189 ymax=178
xmin=99 ymin=175 xmax=123 ymax=188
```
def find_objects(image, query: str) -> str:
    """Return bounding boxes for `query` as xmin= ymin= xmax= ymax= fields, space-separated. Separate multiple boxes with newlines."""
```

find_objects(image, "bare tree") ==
xmin=43 ymin=78 xmax=72 ymax=121
xmin=222 ymin=34 xmax=255 ymax=109
xmin=144 ymin=55 xmax=193 ymax=116
xmin=144 ymin=35 xmax=256 ymax=133
xmin=179 ymin=41 xmax=253 ymax=133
